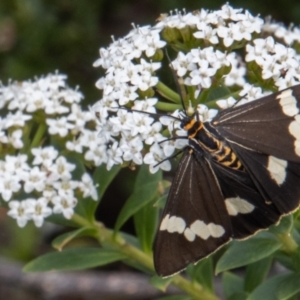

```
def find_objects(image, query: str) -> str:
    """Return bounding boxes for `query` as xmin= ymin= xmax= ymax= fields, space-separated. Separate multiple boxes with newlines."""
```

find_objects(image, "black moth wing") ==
xmin=153 ymin=145 xmax=285 ymax=277
xmin=153 ymin=148 xmax=231 ymax=277
xmin=212 ymin=85 xmax=300 ymax=162
xmin=228 ymin=142 xmax=300 ymax=216
xmin=209 ymin=157 xmax=282 ymax=240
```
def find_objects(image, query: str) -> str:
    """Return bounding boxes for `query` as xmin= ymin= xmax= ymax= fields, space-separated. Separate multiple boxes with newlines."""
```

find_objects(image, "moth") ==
xmin=153 ymin=85 xmax=300 ymax=277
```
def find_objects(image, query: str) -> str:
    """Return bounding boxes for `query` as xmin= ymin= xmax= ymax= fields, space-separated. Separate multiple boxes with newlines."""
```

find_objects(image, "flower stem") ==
xmin=30 ymin=122 xmax=47 ymax=151
xmin=91 ymin=221 xmax=219 ymax=300
xmin=156 ymin=81 xmax=181 ymax=104
xmin=277 ymin=232 xmax=298 ymax=253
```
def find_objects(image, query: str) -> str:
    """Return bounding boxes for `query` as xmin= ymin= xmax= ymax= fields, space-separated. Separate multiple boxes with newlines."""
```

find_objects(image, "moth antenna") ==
xmin=158 ymin=136 xmax=188 ymax=145
xmin=117 ymin=106 xmax=181 ymax=122
xmin=153 ymin=149 xmax=184 ymax=168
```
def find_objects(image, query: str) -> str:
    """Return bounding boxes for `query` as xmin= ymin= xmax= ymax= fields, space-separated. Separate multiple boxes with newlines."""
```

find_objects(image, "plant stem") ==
xmin=277 ymin=232 xmax=298 ymax=253
xmin=91 ymin=221 xmax=219 ymax=300
xmin=156 ymin=81 xmax=181 ymax=104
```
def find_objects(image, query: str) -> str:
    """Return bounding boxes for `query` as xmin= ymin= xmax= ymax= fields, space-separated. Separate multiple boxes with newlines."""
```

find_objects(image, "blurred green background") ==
xmin=1 ymin=0 xmax=300 ymax=106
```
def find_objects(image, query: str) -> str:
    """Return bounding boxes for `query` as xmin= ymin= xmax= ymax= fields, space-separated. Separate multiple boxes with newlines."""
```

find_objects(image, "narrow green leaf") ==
xmin=71 ymin=165 xmax=120 ymax=221
xmin=149 ymin=275 xmax=174 ymax=292
xmin=120 ymin=232 xmax=140 ymax=249
xmin=94 ymin=164 xmax=121 ymax=201
xmin=51 ymin=227 xmax=97 ymax=251
xmin=206 ymin=86 xmax=232 ymax=101
xmin=47 ymin=213 xmax=80 ymax=228
xmin=222 ymin=271 xmax=244 ymax=300
xmin=247 ymin=273 xmax=298 ymax=300
xmin=134 ymin=165 xmax=162 ymax=189
xmin=115 ymin=167 xmax=161 ymax=232
xmin=134 ymin=200 xmax=159 ymax=254
xmin=187 ymin=257 xmax=213 ymax=290
xmin=23 ymin=247 xmax=125 ymax=272
xmin=244 ymin=256 xmax=273 ymax=293
xmin=216 ymin=238 xmax=282 ymax=273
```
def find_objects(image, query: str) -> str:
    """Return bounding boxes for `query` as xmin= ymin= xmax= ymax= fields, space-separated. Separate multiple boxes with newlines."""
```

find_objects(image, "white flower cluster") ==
xmin=0 ymin=73 xmax=99 ymax=227
xmin=246 ymin=37 xmax=300 ymax=89
xmin=92 ymin=4 xmax=300 ymax=173
xmin=155 ymin=4 xmax=263 ymax=47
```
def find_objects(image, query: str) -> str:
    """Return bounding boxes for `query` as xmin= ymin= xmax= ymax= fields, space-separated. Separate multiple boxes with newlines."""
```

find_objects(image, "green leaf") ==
xmin=47 ymin=213 xmax=80 ymax=228
xmin=51 ymin=227 xmax=97 ymax=251
xmin=23 ymin=247 xmax=126 ymax=272
xmin=65 ymin=164 xmax=120 ymax=222
xmin=216 ymin=237 xmax=282 ymax=273
xmin=247 ymin=272 xmax=300 ymax=300
xmin=156 ymin=296 xmax=192 ymax=300
xmin=228 ymin=292 xmax=249 ymax=300
xmin=244 ymin=256 xmax=273 ymax=293
xmin=277 ymin=272 xmax=300 ymax=299
xmin=81 ymin=164 xmax=120 ymax=219
xmin=134 ymin=165 xmax=162 ymax=189
xmin=206 ymin=86 xmax=232 ymax=102
xmin=115 ymin=167 xmax=162 ymax=232
xmin=276 ymin=249 xmax=300 ymax=272
xmin=134 ymin=200 xmax=159 ymax=254
xmin=149 ymin=275 xmax=174 ymax=292
xmin=222 ymin=271 xmax=244 ymax=300
xmin=95 ymin=164 xmax=121 ymax=201
xmin=269 ymin=215 xmax=294 ymax=235
xmin=120 ymin=232 xmax=140 ymax=249
xmin=187 ymin=257 xmax=213 ymax=290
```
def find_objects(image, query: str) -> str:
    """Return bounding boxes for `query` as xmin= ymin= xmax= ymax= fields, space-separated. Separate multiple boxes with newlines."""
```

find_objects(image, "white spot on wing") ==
xmin=160 ymin=215 xmax=225 ymax=242
xmin=267 ymin=156 xmax=287 ymax=185
xmin=184 ymin=228 xmax=196 ymax=242
xmin=289 ymin=115 xmax=300 ymax=156
xmin=277 ymin=89 xmax=299 ymax=116
xmin=167 ymin=216 xmax=186 ymax=233
xmin=160 ymin=214 xmax=170 ymax=230
xmin=207 ymin=223 xmax=225 ymax=237
xmin=190 ymin=220 xmax=210 ymax=240
xmin=225 ymin=197 xmax=255 ymax=216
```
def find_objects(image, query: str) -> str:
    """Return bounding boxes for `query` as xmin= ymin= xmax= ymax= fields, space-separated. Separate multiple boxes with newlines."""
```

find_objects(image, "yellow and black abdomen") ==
xmin=186 ymin=120 xmax=243 ymax=171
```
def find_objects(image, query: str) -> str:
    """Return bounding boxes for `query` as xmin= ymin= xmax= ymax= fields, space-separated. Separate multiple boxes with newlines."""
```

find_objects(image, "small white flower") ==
xmin=84 ymin=144 xmax=108 ymax=166
xmin=196 ymin=105 xmax=218 ymax=122
xmin=5 ymin=111 xmax=32 ymax=128
xmin=9 ymin=129 xmax=24 ymax=149
xmin=5 ymin=154 xmax=29 ymax=176
xmin=144 ymin=143 xmax=171 ymax=173
xmin=7 ymin=200 xmax=31 ymax=227
xmin=25 ymin=198 xmax=52 ymax=227
xmin=121 ymin=136 xmax=143 ymax=165
xmin=0 ymin=173 xmax=21 ymax=201
xmin=53 ymin=179 xmax=78 ymax=197
xmin=48 ymin=156 xmax=76 ymax=181
xmin=32 ymin=146 xmax=59 ymax=168
xmin=106 ymin=141 xmax=123 ymax=170
xmin=79 ymin=173 xmax=98 ymax=201
xmin=46 ymin=117 xmax=74 ymax=137
xmin=23 ymin=167 xmax=47 ymax=193
xmin=216 ymin=97 xmax=237 ymax=109
xmin=52 ymin=194 xmax=77 ymax=219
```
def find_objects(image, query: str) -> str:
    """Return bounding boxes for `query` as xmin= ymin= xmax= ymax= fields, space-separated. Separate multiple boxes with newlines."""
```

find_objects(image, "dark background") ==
xmin=0 ymin=1 xmax=300 ymax=299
